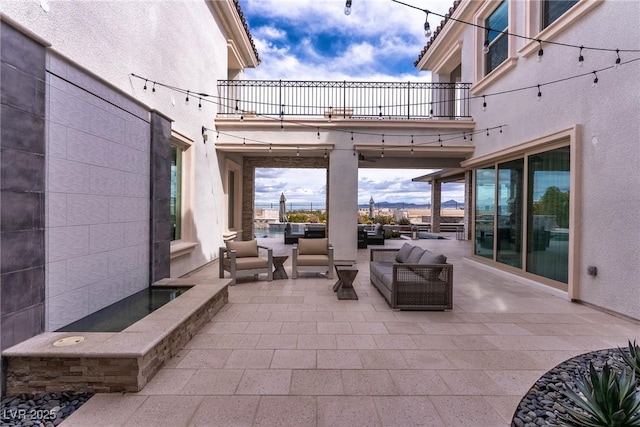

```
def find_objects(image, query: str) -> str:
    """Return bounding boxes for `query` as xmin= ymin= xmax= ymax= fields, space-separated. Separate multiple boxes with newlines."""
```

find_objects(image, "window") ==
xmin=224 ymin=159 xmax=242 ymax=234
xmin=169 ymin=131 xmax=196 ymax=259
xmin=171 ymin=145 xmax=183 ymax=241
xmin=228 ymin=170 xmax=235 ymax=229
xmin=485 ymin=0 xmax=509 ymax=75
xmin=473 ymin=146 xmax=570 ymax=285
xmin=542 ymin=0 xmax=578 ymax=29
xmin=526 ymin=147 xmax=570 ymax=283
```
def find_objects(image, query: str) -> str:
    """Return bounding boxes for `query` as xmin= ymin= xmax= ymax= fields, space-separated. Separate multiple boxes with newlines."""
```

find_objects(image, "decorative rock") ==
xmin=512 ymin=348 xmax=629 ymax=427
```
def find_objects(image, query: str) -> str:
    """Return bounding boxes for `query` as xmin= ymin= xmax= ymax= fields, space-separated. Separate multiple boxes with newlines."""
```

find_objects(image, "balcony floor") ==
xmin=62 ymin=237 xmax=639 ymax=426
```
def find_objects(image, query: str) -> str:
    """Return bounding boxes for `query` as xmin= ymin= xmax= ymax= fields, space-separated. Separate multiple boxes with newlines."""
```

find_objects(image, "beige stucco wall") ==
xmin=1 ymin=1 xmax=234 ymax=278
xmin=437 ymin=0 xmax=640 ymax=319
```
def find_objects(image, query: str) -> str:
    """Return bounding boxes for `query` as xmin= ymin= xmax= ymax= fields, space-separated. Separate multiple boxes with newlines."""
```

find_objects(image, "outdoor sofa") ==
xmin=369 ymin=243 xmax=452 ymax=310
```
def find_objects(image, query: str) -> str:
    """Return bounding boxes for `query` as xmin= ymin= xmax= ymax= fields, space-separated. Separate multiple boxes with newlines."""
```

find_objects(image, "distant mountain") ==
xmin=358 ymin=200 xmax=464 ymax=209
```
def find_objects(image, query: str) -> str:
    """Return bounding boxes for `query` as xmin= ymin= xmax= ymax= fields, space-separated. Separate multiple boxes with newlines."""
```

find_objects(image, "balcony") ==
xmin=217 ymin=80 xmax=472 ymax=120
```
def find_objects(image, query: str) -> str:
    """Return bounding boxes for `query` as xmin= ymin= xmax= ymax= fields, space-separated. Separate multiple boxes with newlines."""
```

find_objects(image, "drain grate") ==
xmin=53 ymin=336 xmax=85 ymax=347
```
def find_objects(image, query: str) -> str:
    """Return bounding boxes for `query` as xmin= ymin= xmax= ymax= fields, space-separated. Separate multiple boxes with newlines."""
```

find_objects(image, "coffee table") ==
xmin=333 ymin=266 xmax=358 ymax=300
xmin=273 ymin=255 xmax=288 ymax=280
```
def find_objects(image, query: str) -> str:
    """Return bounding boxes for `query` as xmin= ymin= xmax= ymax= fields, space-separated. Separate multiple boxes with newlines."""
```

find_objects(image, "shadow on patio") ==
xmin=63 ymin=237 xmax=639 ymax=426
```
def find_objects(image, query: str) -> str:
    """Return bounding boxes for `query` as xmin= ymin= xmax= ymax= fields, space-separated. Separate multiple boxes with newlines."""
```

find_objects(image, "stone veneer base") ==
xmin=2 ymin=279 xmax=229 ymax=395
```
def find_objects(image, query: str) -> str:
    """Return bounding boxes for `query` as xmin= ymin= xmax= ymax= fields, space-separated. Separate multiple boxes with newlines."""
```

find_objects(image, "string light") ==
xmin=185 ymin=90 xmax=190 ymax=103
xmin=486 ymin=128 xmax=490 ymax=136
xmin=269 ymin=143 xmax=272 ymax=152
xmin=389 ymin=0 xmax=640 ymax=57
xmin=463 ymin=132 xmax=466 ymax=140
xmin=578 ymin=46 xmax=584 ymax=66
xmin=143 ymin=79 xmax=148 ymax=90
xmin=614 ymin=49 xmax=621 ymax=70
xmin=198 ymin=97 xmax=202 ymax=109
xmin=350 ymin=132 xmax=354 ymax=141
xmin=324 ymin=148 xmax=328 ymax=159
xmin=537 ymin=40 xmax=544 ymax=62
xmin=537 ymin=84 xmax=542 ymax=101
xmin=152 ymin=81 xmax=156 ymax=92
xmin=328 ymin=106 xmax=332 ymax=122
xmin=378 ymin=105 xmax=382 ymax=118
xmin=235 ymin=99 xmax=239 ymax=112
xmin=424 ymin=12 xmax=431 ymax=38
xmin=381 ymin=134 xmax=385 ymax=158
xmin=483 ymin=39 xmax=490 ymax=55
xmin=592 ymin=71 xmax=599 ymax=87
xmin=317 ymin=127 xmax=320 ymax=139
xmin=353 ymin=147 xmax=357 ymax=156
xmin=438 ymin=134 xmax=442 ymax=148
xmin=410 ymin=135 xmax=414 ymax=155
xmin=344 ymin=0 xmax=352 ymax=15
xmin=482 ymin=95 xmax=487 ymax=111
xmin=499 ymin=126 xmax=503 ymax=133
xmin=296 ymin=146 xmax=300 ymax=157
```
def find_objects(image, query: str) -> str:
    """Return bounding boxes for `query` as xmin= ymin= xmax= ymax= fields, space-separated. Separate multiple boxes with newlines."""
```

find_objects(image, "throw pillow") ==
xmin=406 ymin=247 xmax=425 ymax=263
xmin=418 ymin=251 xmax=447 ymax=265
xmin=227 ymin=240 xmax=258 ymax=258
xmin=396 ymin=243 xmax=415 ymax=263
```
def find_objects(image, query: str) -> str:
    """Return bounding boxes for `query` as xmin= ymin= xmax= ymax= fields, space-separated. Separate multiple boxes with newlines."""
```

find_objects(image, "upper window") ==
xmin=485 ymin=1 xmax=509 ymax=75
xmin=541 ymin=0 xmax=578 ymax=29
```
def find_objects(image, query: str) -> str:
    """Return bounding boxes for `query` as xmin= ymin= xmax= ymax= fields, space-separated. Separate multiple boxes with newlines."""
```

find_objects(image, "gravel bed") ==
xmin=511 ymin=347 xmax=632 ymax=426
xmin=0 ymin=391 xmax=93 ymax=426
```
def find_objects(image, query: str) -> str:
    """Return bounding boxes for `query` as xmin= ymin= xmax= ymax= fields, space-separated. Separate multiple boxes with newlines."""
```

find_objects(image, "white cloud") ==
xmin=253 ymin=25 xmax=287 ymax=40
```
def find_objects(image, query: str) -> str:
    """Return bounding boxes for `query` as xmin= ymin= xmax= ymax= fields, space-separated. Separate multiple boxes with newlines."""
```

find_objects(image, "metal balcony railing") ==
xmin=217 ymin=80 xmax=472 ymax=120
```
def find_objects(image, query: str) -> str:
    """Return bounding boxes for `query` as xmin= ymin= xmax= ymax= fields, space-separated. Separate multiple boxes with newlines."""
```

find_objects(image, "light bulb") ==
xmin=483 ymin=40 xmax=490 ymax=55
xmin=424 ymin=21 xmax=431 ymax=38
xmin=344 ymin=0 xmax=352 ymax=15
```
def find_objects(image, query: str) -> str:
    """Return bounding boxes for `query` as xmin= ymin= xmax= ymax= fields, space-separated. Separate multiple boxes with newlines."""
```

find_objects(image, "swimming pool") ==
xmin=56 ymin=286 xmax=192 ymax=332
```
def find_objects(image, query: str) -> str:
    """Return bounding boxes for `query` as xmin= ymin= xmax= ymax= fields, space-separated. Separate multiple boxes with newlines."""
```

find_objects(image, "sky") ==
xmin=238 ymin=0 xmax=462 ymax=208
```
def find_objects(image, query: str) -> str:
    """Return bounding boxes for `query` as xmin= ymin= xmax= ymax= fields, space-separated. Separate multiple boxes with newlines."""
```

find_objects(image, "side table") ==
xmin=333 ymin=266 xmax=358 ymax=300
xmin=273 ymin=255 xmax=288 ymax=280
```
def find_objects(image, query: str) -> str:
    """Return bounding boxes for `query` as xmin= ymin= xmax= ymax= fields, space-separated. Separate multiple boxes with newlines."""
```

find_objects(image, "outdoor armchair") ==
xmin=292 ymin=238 xmax=334 ymax=279
xmin=219 ymin=239 xmax=273 ymax=285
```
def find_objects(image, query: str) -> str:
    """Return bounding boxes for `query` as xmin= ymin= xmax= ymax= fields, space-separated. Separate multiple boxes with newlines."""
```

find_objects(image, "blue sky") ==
xmin=238 ymin=0 xmax=463 ymax=207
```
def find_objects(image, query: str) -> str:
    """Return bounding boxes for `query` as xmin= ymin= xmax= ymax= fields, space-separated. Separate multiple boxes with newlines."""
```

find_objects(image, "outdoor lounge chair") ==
xmin=366 ymin=223 xmax=385 ymax=245
xmin=292 ymin=238 xmax=334 ymax=279
xmin=219 ymin=239 xmax=273 ymax=285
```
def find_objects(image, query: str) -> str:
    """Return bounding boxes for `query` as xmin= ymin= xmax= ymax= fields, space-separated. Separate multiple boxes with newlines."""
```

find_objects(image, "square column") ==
xmin=430 ymin=180 xmax=441 ymax=233
xmin=327 ymin=148 xmax=358 ymax=264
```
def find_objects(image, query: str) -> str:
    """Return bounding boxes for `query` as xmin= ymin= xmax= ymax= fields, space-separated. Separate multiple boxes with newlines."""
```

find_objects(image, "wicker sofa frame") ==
xmin=369 ymin=248 xmax=453 ymax=310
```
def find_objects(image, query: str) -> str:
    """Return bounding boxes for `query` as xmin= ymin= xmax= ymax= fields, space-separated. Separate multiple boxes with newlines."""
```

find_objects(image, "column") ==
xmin=150 ymin=111 xmax=173 ymax=283
xmin=430 ymin=180 xmax=441 ymax=233
xmin=327 ymin=145 xmax=358 ymax=264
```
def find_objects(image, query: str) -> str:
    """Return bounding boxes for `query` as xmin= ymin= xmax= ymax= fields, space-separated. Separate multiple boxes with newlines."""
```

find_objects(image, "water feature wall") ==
xmin=44 ymin=53 xmax=152 ymax=331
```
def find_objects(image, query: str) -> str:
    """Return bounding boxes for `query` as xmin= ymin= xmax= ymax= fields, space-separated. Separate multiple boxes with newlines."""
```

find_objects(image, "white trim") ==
xmin=170 ymin=241 xmax=198 ymax=259
xmin=519 ymin=0 xmax=603 ymax=58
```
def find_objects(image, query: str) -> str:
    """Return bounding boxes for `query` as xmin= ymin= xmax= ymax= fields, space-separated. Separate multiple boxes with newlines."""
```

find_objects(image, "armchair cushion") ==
xmin=225 ymin=257 xmax=269 ymax=270
xmin=226 ymin=240 xmax=258 ymax=258
xmin=298 ymin=237 xmax=328 ymax=255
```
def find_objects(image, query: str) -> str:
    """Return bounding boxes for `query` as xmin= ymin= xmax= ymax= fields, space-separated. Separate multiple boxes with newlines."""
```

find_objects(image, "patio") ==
xmin=62 ymin=237 xmax=639 ymax=426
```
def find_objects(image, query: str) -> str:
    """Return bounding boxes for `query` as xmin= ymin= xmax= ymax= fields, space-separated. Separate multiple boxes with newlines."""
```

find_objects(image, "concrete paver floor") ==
xmin=62 ymin=237 xmax=640 ymax=426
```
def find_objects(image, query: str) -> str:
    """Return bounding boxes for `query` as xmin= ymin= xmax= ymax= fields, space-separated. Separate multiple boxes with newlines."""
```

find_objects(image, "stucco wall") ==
xmin=451 ymin=0 xmax=640 ymax=319
xmin=0 ymin=1 xmax=231 ymax=278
